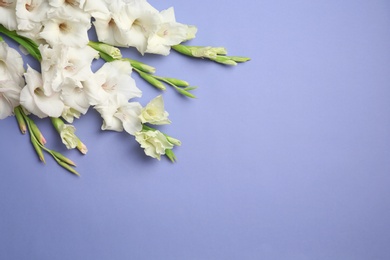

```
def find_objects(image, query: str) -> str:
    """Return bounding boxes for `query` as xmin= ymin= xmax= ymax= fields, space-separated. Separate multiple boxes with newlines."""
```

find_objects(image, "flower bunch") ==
xmin=0 ymin=0 xmax=249 ymax=175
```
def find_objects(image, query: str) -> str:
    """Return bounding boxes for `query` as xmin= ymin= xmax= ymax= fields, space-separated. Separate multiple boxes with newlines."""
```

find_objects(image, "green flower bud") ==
xmin=175 ymin=87 xmax=196 ymax=98
xmin=165 ymin=149 xmax=177 ymax=163
xmin=54 ymin=158 xmax=79 ymax=176
xmin=29 ymin=120 xmax=46 ymax=145
xmin=172 ymin=44 xmax=193 ymax=57
xmin=14 ymin=106 xmax=26 ymax=134
xmin=166 ymin=136 xmax=182 ymax=146
xmin=51 ymin=150 xmax=76 ymax=167
xmin=76 ymin=140 xmax=88 ymax=155
xmin=88 ymin=41 xmax=122 ymax=60
xmin=228 ymin=56 xmax=251 ymax=63
xmin=212 ymin=55 xmax=237 ymax=66
xmin=138 ymin=71 xmax=166 ymax=90
xmin=123 ymin=58 xmax=156 ymax=74
xmin=164 ymin=77 xmax=189 ymax=87
xmin=31 ymin=137 xmax=45 ymax=163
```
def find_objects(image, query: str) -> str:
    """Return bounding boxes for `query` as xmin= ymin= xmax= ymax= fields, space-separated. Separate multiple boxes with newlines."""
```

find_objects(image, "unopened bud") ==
xmin=88 ymin=41 xmax=122 ymax=60
xmin=164 ymin=77 xmax=189 ymax=87
xmin=166 ymin=136 xmax=182 ymax=146
xmin=14 ymin=106 xmax=26 ymax=134
xmin=123 ymin=58 xmax=156 ymax=74
xmin=138 ymin=71 xmax=166 ymax=90
xmin=76 ymin=140 xmax=88 ymax=155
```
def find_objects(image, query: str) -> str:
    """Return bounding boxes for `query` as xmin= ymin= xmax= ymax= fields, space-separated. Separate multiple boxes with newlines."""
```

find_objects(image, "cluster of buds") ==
xmin=172 ymin=44 xmax=250 ymax=66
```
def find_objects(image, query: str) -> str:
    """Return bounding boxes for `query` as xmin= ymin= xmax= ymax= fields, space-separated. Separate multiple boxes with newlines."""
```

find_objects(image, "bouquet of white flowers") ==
xmin=0 ymin=0 xmax=249 ymax=175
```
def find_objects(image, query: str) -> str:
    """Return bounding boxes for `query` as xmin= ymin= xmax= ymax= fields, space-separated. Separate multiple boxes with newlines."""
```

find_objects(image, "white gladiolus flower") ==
xmin=15 ymin=0 xmax=49 ymax=31
xmin=94 ymin=60 xmax=141 ymax=101
xmin=0 ymin=41 xmax=25 ymax=85
xmin=92 ymin=2 xmax=135 ymax=48
xmin=19 ymin=66 xmax=64 ymax=118
xmin=57 ymin=122 xmax=78 ymax=149
xmin=60 ymin=78 xmax=90 ymax=115
xmin=121 ymin=1 xmax=160 ymax=54
xmin=83 ymin=0 xmax=110 ymax=20
xmin=0 ymin=41 xmax=25 ymax=119
xmin=39 ymin=44 xmax=67 ymax=94
xmin=139 ymin=95 xmax=170 ymax=125
xmin=61 ymin=106 xmax=81 ymax=123
xmin=0 ymin=80 xmax=21 ymax=119
xmin=39 ymin=44 xmax=98 ymax=94
xmin=0 ymin=0 xmax=17 ymax=31
xmin=40 ymin=5 xmax=91 ymax=47
xmin=134 ymin=130 xmax=173 ymax=160
xmin=146 ymin=7 xmax=197 ymax=55
xmin=94 ymin=95 xmax=142 ymax=135
xmin=94 ymin=0 xmax=160 ymax=53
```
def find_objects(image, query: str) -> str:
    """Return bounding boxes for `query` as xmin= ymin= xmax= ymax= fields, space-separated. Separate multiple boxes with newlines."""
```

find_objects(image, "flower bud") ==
xmin=88 ymin=41 xmax=122 ymax=60
xmin=51 ymin=150 xmax=76 ymax=167
xmin=31 ymin=137 xmax=45 ymax=163
xmin=164 ymin=77 xmax=189 ymax=87
xmin=123 ymin=58 xmax=156 ymax=74
xmin=76 ymin=140 xmax=88 ymax=155
xmin=212 ymin=55 xmax=237 ymax=66
xmin=229 ymin=56 xmax=251 ymax=63
xmin=30 ymin=120 xmax=46 ymax=145
xmin=14 ymin=106 xmax=26 ymax=134
xmin=166 ymin=136 xmax=181 ymax=146
xmin=51 ymin=117 xmax=79 ymax=149
xmin=138 ymin=71 xmax=166 ymax=90
xmin=165 ymin=149 xmax=177 ymax=162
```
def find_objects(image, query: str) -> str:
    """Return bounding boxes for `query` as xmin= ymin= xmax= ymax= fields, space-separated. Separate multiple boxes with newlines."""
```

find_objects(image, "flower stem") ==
xmin=15 ymin=106 xmax=79 ymax=176
xmin=0 ymin=25 xmax=41 ymax=61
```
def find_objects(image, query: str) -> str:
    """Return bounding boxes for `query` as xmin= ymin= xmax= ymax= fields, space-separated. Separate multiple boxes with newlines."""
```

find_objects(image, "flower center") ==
xmin=64 ymin=65 xmax=75 ymax=72
xmin=0 ymin=1 xmax=12 ymax=8
xmin=25 ymin=2 xmax=35 ymax=11
xmin=102 ymin=82 xmax=116 ymax=92
xmin=65 ymin=0 xmax=78 ymax=7
xmin=132 ymin=19 xmax=146 ymax=32
xmin=59 ymin=22 xmax=70 ymax=33
xmin=34 ymin=87 xmax=44 ymax=96
xmin=72 ymin=86 xmax=83 ymax=94
xmin=146 ymin=108 xmax=156 ymax=116
xmin=108 ymin=18 xmax=116 ymax=27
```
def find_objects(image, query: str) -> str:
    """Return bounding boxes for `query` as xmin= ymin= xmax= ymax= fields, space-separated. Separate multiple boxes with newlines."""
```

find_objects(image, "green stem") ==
xmin=0 ymin=25 xmax=41 ymax=61
xmin=16 ymin=106 xmax=79 ymax=176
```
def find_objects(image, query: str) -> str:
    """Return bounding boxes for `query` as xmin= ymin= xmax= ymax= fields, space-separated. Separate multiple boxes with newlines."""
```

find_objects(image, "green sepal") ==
xmin=165 ymin=149 xmax=177 ymax=163
xmin=228 ymin=56 xmax=251 ymax=63
xmin=98 ymin=51 xmax=115 ymax=62
xmin=183 ymin=86 xmax=198 ymax=91
xmin=88 ymin=41 xmax=122 ymax=60
xmin=172 ymin=44 xmax=193 ymax=57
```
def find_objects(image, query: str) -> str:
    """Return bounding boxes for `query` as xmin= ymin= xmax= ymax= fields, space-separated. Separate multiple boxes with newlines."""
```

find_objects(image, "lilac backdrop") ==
xmin=1 ymin=0 xmax=390 ymax=259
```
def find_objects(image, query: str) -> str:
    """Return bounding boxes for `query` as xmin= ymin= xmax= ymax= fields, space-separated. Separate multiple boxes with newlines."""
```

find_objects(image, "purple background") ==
xmin=1 ymin=0 xmax=390 ymax=259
